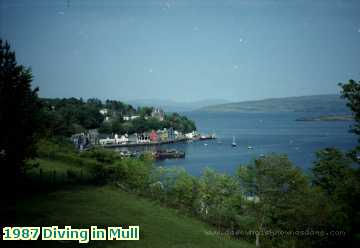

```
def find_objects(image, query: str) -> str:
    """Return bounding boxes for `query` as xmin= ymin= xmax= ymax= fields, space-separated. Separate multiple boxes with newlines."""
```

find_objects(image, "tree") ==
xmin=0 ymin=40 xmax=41 ymax=180
xmin=312 ymin=148 xmax=360 ymax=247
xmin=196 ymin=169 xmax=239 ymax=229
xmin=237 ymin=155 xmax=310 ymax=247
xmin=339 ymin=79 xmax=360 ymax=153
xmin=138 ymin=106 xmax=153 ymax=117
xmin=168 ymin=168 xmax=196 ymax=209
xmin=312 ymin=148 xmax=353 ymax=195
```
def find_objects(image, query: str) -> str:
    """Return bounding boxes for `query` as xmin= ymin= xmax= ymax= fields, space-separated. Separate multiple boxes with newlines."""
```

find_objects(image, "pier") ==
xmin=100 ymin=134 xmax=216 ymax=148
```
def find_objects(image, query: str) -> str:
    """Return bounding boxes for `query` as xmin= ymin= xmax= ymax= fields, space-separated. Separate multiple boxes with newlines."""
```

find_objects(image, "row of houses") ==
xmin=99 ymin=129 xmax=199 ymax=145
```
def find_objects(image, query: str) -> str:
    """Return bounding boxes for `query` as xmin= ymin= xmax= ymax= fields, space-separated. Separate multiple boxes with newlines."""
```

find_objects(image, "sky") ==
xmin=1 ymin=0 xmax=360 ymax=102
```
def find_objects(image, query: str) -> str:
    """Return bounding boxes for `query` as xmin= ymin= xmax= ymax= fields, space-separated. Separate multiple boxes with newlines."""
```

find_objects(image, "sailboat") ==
xmin=232 ymin=136 xmax=237 ymax=147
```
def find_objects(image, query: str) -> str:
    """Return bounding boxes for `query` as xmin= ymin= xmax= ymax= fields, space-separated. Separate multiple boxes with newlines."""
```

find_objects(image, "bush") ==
xmin=113 ymin=157 xmax=154 ymax=192
xmin=80 ymin=148 xmax=119 ymax=164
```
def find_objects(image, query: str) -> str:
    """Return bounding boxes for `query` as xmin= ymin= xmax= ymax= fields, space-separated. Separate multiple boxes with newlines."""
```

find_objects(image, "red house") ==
xmin=149 ymin=130 xmax=158 ymax=142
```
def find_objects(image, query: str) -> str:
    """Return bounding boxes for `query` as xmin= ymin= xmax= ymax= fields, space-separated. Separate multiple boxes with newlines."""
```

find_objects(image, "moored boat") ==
xmin=232 ymin=136 xmax=237 ymax=147
xmin=155 ymin=149 xmax=185 ymax=160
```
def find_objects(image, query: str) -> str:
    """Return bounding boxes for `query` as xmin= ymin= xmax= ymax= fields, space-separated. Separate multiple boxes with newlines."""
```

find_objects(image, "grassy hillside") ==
xmin=13 ymin=184 xmax=253 ymax=248
xmin=10 ymin=159 xmax=254 ymax=248
xmin=197 ymin=94 xmax=349 ymax=113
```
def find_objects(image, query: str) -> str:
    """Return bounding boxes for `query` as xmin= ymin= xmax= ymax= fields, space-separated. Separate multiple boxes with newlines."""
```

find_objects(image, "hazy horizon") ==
xmin=37 ymin=93 xmax=342 ymax=104
xmin=125 ymin=93 xmax=342 ymax=104
xmin=1 ymin=0 xmax=359 ymax=102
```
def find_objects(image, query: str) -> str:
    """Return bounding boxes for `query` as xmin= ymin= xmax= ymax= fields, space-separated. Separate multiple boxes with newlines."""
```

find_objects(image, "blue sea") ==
xmin=153 ymin=112 xmax=357 ymax=176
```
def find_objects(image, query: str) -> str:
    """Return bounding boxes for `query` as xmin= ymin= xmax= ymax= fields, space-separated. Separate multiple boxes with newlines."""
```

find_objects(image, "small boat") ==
xmin=119 ymin=150 xmax=137 ymax=157
xmin=204 ymin=143 xmax=208 ymax=146
xmin=200 ymin=133 xmax=216 ymax=140
xmin=155 ymin=149 xmax=185 ymax=160
xmin=247 ymin=146 xmax=253 ymax=150
xmin=232 ymin=136 xmax=237 ymax=147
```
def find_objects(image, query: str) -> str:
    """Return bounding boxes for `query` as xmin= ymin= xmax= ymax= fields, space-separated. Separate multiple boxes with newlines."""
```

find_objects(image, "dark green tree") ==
xmin=0 ymin=40 xmax=41 ymax=179
xmin=339 ymin=79 xmax=360 ymax=153
xmin=312 ymin=148 xmax=360 ymax=247
xmin=138 ymin=106 xmax=153 ymax=117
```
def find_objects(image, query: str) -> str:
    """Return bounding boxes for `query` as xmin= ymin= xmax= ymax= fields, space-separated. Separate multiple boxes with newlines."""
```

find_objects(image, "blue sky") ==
xmin=1 ymin=0 xmax=359 ymax=102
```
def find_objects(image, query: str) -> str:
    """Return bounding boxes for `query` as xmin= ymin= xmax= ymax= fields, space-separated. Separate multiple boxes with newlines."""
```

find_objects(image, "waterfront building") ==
xmin=185 ymin=132 xmax=194 ymax=139
xmin=168 ymin=127 xmax=175 ymax=141
xmin=149 ymin=130 xmax=158 ymax=142
xmin=157 ymin=128 xmax=168 ymax=142
xmin=175 ymin=130 xmax=184 ymax=140
xmin=128 ymin=133 xmax=138 ymax=143
xmin=87 ymin=129 xmax=99 ymax=144
xmin=114 ymin=133 xmax=128 ymax=144
xmin=138 ymin=133 xmax=150 ymax=143
xmin=151 ymin=108 xmax=165 ymax=121
xmin=99 ymin=137 xmax=115 ymax=145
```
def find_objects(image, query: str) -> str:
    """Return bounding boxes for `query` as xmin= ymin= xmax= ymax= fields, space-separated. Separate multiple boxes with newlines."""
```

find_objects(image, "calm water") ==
xmin=118 ymin=112 xmax=357 ymax=176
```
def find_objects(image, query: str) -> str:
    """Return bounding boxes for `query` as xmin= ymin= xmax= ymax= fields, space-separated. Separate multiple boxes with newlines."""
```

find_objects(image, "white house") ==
xmin=174 ymin=130 xmax=184 ymax=139
xmin=99 ymin=108 xmax=108 ymax=115
xmin=123 ymin=115 xmax=140 ymax=121
xmin=114 ymin=134 xmax=129 ymax=144
xmin=137 ymin=133 xmax=150 ymax=143
xmin=99 ymin=137 xmax=115 ymax=145
xmin=185 ymin=131 xmax=194 ymax=139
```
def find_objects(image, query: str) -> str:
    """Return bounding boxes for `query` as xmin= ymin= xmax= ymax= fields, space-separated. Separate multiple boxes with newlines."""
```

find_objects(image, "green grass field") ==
xmin=11 ymin=159 xmax=254 ymax=248
xmin=14 ymin=185 xmax=254 ymax=248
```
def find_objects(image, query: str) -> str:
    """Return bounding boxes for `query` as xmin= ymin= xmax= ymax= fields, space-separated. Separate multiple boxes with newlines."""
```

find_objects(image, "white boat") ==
xmin=247 ymin=146 xmax=253 ymax=150
xmin=232 ymin=136 xmax=237 ymax=147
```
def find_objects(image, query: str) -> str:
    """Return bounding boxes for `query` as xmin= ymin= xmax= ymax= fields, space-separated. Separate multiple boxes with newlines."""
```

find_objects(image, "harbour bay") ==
xmin=154 ymin=112 xmax=357 ymax=175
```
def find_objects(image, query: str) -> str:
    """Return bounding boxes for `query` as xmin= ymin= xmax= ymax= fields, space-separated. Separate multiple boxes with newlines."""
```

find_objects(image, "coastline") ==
xmin=100 ymin=136 xmax=215 ymax=148
xmin=296 ymin=115 xmax=353 ymax=122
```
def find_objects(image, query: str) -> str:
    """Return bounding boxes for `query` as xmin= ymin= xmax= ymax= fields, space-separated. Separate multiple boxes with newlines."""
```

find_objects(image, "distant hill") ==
xmin=127 ymin=98 xmax=230 ymax=113
xmin=197 ymin=95 xmax=350 ymax=113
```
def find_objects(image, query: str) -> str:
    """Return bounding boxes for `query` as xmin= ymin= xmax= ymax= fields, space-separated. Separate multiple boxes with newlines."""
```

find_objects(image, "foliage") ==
xmin=138 ymin=106 xmax=153 ymax=117
xmin=31 ymin=135 xmax=360 ymax=247
xmin=105 ymin=99 xmax=136 ymax=116
xmin=99 ymin=113 xmax=196 ymax=135
xmin=80 ymin=147 xmax=120 ymax=164
xmin=113 ymin=155 xmax=154 ymax=191
xmin=196 ymin=169 xmax=239 ymax=228
xmin=237 ymin=155 xmax=311 ymax=247
xmin=40 ymin=97 xmax=196 ymax=136
xmin=312 ymin=148 xmax=360 ymax=247
xmin=339 ymin=79 xmax=360 ymax=134
xmin=339 ymin=79 xmax=360 ymax=152
xmin=312 ymin=148 xmax=353 ymax=194
xmin=0 ymin=40 xmax=42 ymax=179
xmin=163 ymin=112 xmax=197 ymax=133
xmin=40 ymin=97 xmax=105 ymax=136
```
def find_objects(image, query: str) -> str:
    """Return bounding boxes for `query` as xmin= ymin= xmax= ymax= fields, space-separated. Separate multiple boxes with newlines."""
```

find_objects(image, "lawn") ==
xmin=13 ymin=185 xmax=254 ymax=248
